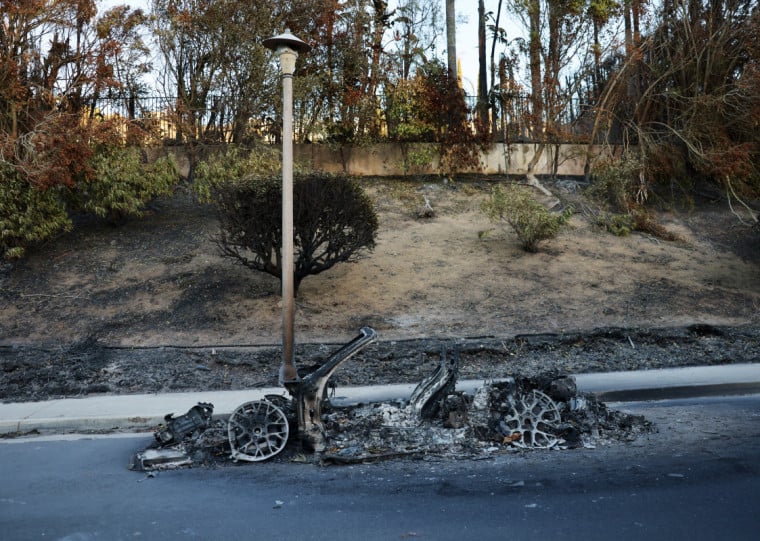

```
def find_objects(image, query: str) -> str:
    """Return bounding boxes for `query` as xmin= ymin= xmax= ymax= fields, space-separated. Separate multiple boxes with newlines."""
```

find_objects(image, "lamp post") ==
xmin=263 ymin=31 xmax=311 ymax=385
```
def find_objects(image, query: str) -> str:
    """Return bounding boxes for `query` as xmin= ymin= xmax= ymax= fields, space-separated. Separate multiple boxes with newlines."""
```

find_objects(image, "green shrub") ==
xmin=482 ymin=184 xmax=573 ymax=252
xmin=193 ymin=145 xmax=283 ymax=203
xmin=0 ymin=161 xmax=71 ymax=259
xmin=71 ymin=147 xmax=178 ymax=222
xmin=399 ymin=144 xmax=437 ymax=176
xmin=2 ymin=147 xmax=178 ymax=259
xmin=586 ymin=155 xmax=644 ymax=211
xmin=385 ymin=78 xmax=435 ymax=143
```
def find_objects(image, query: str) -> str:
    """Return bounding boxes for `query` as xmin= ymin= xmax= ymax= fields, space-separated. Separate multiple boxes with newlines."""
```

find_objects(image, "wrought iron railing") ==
xmin=92 ymin=93 xmax=601 ymax=145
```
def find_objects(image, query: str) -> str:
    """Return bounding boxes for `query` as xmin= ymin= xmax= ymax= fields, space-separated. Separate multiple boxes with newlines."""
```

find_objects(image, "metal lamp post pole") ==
xmin=263 ymin=31 xmax=311 ymax=385
xmin=278 ymin=48 xmax=297 ymax=385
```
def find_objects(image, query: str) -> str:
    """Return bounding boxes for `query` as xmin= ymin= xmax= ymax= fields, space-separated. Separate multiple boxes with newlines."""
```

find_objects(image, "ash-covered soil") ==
xmin=1 ymin=324 xmax=758 ymax=403
xmin=1 ymin=178 xmax=759 ymax=403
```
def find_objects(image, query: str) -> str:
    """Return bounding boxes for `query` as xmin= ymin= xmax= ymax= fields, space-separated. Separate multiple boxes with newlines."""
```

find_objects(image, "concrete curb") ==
xmin=2 ymin=364 xmax=759 ymax=436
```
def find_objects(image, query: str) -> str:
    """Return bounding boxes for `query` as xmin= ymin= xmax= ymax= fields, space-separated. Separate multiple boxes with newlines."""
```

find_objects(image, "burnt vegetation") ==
xmin=587 ymin=0 xmax=760 ymax=227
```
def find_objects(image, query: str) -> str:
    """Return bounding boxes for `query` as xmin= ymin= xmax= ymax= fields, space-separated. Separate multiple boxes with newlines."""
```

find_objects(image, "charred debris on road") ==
xmin=132 ymin=328 xmax=654 ymax=471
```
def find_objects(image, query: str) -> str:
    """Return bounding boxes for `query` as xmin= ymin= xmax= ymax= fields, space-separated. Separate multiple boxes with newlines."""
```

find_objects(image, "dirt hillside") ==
xmin=1 ymin=177 xmax=758 ymax=401
xmin=2 ymin=178 xmax=758 ymax=346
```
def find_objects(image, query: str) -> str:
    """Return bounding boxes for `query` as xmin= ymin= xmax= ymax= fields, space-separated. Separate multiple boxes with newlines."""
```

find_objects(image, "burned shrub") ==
xmin=213 ymin=172 xmax=378 ymax=294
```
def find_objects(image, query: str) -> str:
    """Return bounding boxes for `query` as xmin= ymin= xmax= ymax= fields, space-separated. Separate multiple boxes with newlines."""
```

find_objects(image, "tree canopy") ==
xmin=2 ymin=0 xmax=759 ymax=204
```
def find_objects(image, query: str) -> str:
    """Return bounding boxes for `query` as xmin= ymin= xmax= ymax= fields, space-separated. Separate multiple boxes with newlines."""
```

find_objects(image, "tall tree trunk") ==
xmin=445 ymin=0 xmax=460 ymax=133
xmin=364 ymin=1 xmax=389 ymax=137
xmin=446 ymin=0 xmax=457 ymax=82
xmin=490 ymin=0 xmax=503 ymax=138
xmin=545 ymin=1 xmax=561 ymax=137
xmin=528 ymin=0 xmax=542 ymax=140
xmin=477 ymin=0 xmax=489 ymax=131
xmin=593 ymin=18 xmax=601 ymax=94
xmin=624 ymin=0 xmax=635 ymax=99
xmin=490 ymin=0 xmax=503 ymax=92
xmin=367 ymin=1 xmax=388 ymax=98
xmin=325 ymin=6 xmax=335 ymax=116
xmin=402 ymin=18 xmax=412 ymax=80
xmin=632 ymin=0 xmax=642 ymax=99
xmin=632 ymin=0 xmax=641 ymax=45
xmin=624 ymin=0 xmax=633 ymax=54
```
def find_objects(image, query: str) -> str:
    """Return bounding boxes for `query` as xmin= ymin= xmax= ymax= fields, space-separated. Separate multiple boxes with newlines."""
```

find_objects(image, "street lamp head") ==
xmin=263 ymin=29 xmax=311 ymax=54
xmin=263 ymin=29 xmax=311 ymax=55
xmin=263 ymin=30 xmax=311 ymax=76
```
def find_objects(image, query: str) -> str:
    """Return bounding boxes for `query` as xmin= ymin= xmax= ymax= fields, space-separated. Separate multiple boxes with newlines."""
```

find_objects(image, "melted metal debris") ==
xmin=320 ymin=375 xmax=653 ymax=463
xmin=131 ymin=373 xmax=653 ymax=470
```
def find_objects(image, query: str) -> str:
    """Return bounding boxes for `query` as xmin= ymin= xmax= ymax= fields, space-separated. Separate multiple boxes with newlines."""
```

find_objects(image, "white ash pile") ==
xmin=319 ymin=373 xmax=653 ymax=463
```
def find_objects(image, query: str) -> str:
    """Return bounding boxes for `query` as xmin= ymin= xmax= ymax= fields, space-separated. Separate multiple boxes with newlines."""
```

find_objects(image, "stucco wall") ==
xmin=152 ymin=143 xmax=603 ymax=179
xmin=295 ymin=143 xmax=596 ymax=177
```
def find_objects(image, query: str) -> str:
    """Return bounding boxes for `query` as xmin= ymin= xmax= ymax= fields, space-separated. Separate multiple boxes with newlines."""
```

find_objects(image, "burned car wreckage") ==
xmin=132 ymin=328 xmax=652 ymax=470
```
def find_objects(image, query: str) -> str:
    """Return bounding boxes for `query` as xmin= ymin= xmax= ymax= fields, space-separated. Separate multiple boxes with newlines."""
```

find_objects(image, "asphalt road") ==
xmin=1 ymin=395 xmax=759 ymax=541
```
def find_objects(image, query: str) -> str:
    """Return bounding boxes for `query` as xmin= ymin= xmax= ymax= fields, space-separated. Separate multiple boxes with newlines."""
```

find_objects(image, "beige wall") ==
xmin=153 ymin=143 xmax=603 ymax=179
xmin=296 ymin=143 xmax=596 ymax=177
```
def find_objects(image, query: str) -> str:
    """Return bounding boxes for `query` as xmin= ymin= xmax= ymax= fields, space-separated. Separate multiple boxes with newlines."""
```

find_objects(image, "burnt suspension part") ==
xmin=286 ymin=327 xmax=377 ymax=453
xmin=409 ymin=345 xmax=459 ymax=419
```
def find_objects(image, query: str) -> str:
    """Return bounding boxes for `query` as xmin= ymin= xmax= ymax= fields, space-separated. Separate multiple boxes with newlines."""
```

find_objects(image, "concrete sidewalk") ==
xmin=2 ymin=363 xmax=760 ymax=435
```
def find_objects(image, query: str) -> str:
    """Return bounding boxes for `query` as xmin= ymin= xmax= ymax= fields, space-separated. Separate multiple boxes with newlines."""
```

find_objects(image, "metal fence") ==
xmin=93 ymin=95 xmax=254 ymax=144
xmin=93 ymin=93 xmax=599 ymax=145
